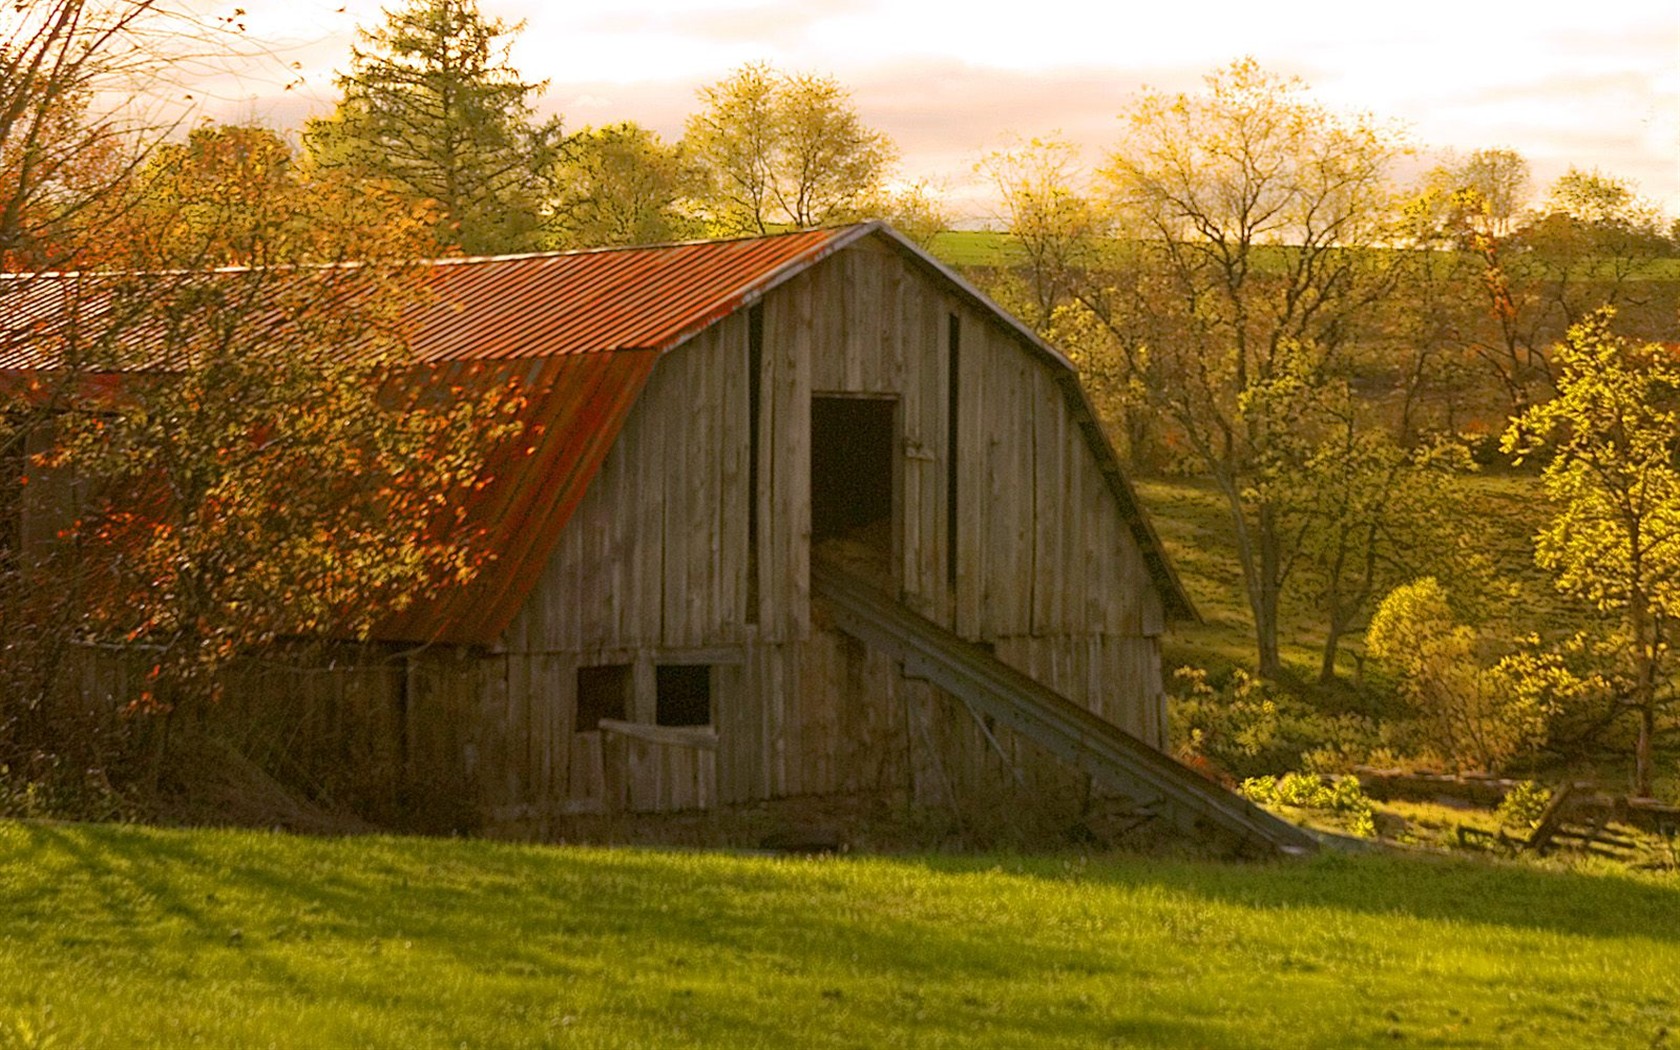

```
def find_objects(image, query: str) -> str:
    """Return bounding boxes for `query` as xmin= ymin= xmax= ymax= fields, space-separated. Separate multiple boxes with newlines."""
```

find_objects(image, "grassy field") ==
xmin=926 ymin=230 xmax=1680 ymax=280
xmin=2 ymin=819 xmax=1677 ymax=1049
xmin=925 ymin=230 xmax=1022 ymax=269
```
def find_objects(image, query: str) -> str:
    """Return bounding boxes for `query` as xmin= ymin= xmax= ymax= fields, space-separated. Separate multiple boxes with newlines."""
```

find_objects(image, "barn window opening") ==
xmin=0 ymin=423 xmax=23 ymax=571
xmin=810 ymin=396 xmax=895 ymax=583
xmin=575 ymin=664 xmax=630 ymax=731
xmin=655 ymin=664 xmax=712 ymax=727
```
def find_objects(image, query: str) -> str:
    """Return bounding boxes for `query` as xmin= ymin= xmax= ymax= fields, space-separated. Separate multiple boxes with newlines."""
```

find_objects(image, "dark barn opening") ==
xmin=655 ymin=665 xmax=712 ymax=726
xmin=811 ymin=396 xmax=896 ymax=583
xmin=576 ymin=664 xmax=630 ymax=731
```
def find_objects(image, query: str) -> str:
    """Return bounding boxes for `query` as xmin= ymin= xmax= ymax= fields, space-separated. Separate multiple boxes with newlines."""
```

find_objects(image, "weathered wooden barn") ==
xmin=359 ymin=222 xmax=1303 ymax=850
xmin=7 ymin=222 xmax=1310 ymax=851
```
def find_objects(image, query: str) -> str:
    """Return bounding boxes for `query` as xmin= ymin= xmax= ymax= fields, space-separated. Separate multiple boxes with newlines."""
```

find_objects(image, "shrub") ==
xmin=1170 ymin=667 xmax=1383 ymax=780
xmin=1496 ymin=780 xmax=1553 ymax=829
xmin=1240 ymin=772 xmax=1376 ymax=837
xmin=1367 ymin=578 xmax=1554 ymax=772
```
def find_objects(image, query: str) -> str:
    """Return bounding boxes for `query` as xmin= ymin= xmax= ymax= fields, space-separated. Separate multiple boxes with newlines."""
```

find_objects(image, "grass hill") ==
xmin=2 ymin=819 xmax=1677 ymax=1048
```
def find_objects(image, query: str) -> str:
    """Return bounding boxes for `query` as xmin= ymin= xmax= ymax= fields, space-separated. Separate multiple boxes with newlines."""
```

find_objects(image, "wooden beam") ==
xmin=597 ymin=718 xmax=719 ymax=752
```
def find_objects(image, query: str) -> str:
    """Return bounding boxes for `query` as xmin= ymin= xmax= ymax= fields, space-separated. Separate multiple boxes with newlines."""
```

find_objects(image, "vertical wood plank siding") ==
xmin=477 ymin=235 xmax=1169 ymax=822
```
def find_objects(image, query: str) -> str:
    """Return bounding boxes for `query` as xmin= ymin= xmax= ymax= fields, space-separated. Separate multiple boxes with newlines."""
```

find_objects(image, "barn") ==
xmin=7 ymin=222 xmax=1310 ymax=852
xmin=356 ymin=221 xmax=1305 ymax=852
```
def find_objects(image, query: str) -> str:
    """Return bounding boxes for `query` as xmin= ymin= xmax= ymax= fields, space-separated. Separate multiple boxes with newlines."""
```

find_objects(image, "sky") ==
xmin=192 ymin=0 xmax=1680 ymax=226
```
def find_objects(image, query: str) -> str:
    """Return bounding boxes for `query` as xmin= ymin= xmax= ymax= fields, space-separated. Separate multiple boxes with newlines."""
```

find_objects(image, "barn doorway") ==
xmin=811 ymin=395 xmax=896 ymax=586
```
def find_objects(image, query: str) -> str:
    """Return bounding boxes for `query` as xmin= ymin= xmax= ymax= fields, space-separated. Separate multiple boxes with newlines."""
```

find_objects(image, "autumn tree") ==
xmin=547 ymin=122 xmax=698 ymax=249
xmin=1367 ymin=578 xmax=1556 ymax=772
xmin=1410 ymin=154 xmax=1674 ymax=415
xmin=875 ymin=179 xmax=950 ymax=250
xmin=0 ymin=0 xmax=227 ymax=270
xmin=116 ymin=122 xmax=442 ymax=267
xmin=0 ymin=6 xmax=517 ymax=809
xmin=1503 ymin=310 xmax=1680 ymax=796
xmin=978 ymin=136 xmax=1110 ymax=332
xmin=684 ymin=62 xmax=897 ymax=234
xmin=31 ymin=264 xmax=519 ymax=725
xmin=1078 ymin=59 xmax=1408 ymax=678
xmin=305 ymin=0 xmax=562 ymax=255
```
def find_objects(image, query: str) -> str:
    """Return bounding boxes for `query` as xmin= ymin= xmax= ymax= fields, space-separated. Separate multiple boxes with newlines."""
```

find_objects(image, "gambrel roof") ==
xmin=0 ymin=223 xmax=1194 ymax=645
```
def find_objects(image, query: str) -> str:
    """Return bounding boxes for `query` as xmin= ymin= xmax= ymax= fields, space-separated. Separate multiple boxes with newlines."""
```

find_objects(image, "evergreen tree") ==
xmin=305 ymin=0 xmax=561 ymax=255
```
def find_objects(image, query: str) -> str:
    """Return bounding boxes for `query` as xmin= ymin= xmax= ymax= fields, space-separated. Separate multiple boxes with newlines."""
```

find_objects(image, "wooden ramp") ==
xmin=812 ymin=561 xmax=1319 ymax=855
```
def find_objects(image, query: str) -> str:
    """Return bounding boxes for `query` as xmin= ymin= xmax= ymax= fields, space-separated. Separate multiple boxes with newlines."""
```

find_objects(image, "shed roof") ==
xmin=0 ymin=223 xmax=1194 ymax=644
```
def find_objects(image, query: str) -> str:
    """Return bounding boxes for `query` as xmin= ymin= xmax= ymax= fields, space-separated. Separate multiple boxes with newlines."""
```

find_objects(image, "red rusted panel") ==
xmin=405 ymin=227 xmax=848 ymax=361
xmin=0 ymin=229 xmax=860 ymax=646
xmin=375 ymin=350 xmax=660 ymax=645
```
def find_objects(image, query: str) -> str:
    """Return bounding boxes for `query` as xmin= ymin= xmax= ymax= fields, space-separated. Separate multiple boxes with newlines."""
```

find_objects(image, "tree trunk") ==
xmin=1636 ymin=702 xmax=1655 ymax=799
xmin=1319 ymin=623 xmax=1343 ymax=685
xmin=1213 ymin=473 xmax=1283 ymax=680
xmin=1629 ymin=591 xmax=1656 ymax=798
xmin=1255 ymin=504 xmax=1283 ymax=680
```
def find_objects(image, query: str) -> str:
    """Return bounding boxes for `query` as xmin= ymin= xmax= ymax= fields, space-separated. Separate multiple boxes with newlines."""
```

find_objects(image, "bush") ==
xmin=1170 ymin=667 xmax=1383 ymax=781
xmin=1240 ymin=773 xmax=1376 ymax=837
xmin=1367 ymin=578 xmax=1554 ymax=772
xmin=1496 ymin=780 xmax=1553 ymax=829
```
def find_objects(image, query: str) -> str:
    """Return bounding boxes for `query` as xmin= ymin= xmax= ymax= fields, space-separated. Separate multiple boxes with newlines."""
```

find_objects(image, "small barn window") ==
xmin=575 ymin=664 xmax=630 ymax=732
xmin=655 ymin=664 xmax=712 ymax=727
xmin=0 ymin=423 xmax=23 ymax=571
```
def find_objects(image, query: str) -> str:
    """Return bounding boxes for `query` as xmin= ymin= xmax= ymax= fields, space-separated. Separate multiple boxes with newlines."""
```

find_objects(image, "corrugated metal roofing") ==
xmin=375 ymin=351 xmax=660 ymax=645
xmin=0 ymin=222 xmax=1194 ymax=644
xmin=381 ymin=227 xmax=859 ymax=643
xmin=406 ymin=226 xmax=852 ymax=361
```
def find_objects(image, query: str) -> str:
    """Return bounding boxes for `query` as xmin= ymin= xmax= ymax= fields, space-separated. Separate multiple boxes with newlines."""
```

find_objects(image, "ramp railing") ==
xmin=812 ymin=559 xmax=1318 ymax=854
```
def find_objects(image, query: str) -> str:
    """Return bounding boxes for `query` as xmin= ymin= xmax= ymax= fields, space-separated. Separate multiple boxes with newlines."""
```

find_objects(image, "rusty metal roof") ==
xmin=383 ymin=227 xmax=860 ymax=643
xmin=0 ymin=223 xmax=1193 ymax=644
xmin=406 ymin=226 xmax=852 ymax=361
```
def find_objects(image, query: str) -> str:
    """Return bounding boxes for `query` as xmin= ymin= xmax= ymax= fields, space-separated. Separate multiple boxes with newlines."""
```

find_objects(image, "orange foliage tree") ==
xmin=0 ymin=7 xmax=522 ymax=809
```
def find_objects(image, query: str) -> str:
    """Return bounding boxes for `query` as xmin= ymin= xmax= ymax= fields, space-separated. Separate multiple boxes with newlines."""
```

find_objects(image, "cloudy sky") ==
xmin=200 ymin=0 xmax=1680 ymax=225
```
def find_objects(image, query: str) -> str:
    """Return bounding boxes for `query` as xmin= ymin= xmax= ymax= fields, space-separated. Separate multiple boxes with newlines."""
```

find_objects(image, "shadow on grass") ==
xmin=904 ymin=848 xmax=1680 ymax=944
xmin=5 ymin=820 xmax=1678 ymax=1047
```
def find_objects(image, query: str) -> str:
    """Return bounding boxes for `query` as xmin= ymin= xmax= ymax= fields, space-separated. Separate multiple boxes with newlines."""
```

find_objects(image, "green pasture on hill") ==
xmin=2 ymin=820 xmax=1677 ymax=1048
xmin=926 ymin=229 xmax=1680 ymax=280
xmin=1133 ymin=473 xmax=1573 ymax=682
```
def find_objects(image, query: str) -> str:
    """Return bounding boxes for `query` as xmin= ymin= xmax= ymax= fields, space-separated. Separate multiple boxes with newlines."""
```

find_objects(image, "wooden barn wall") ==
xmin=61 ymin=644 xmax=485 ymax=832
xmin=474 ymin=236 xmax=1170 ymax=827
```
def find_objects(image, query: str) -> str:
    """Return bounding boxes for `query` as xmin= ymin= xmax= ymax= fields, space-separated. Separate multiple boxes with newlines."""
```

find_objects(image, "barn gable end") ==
xmin=436 ymin=225 xmax=1260 ymax=845
xmin=7 ymin=224 xmax=1309 ymax=850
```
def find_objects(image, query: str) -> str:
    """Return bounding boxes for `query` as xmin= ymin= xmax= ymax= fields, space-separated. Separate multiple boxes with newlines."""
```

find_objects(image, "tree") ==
xmin=978 ymin=136 xmax=1109 ymax=332
xmin=24 ymin=263 xmax=520 ymax=739
xmin=548 ymin=122 xmax=698 ymax=249
xmin=305 ymin=0 xmax=562 ymax=255
xmin=1408 ymin=155 xmax=1674 ymax=416
xmin=0 ymin=1 xmax=217 ymax=270
xmin=1080 ymin=59 xmax=1407 ymax=678
xmin=0 ymin=5 xmax=517 ymax=808
xmin=1503 ymin=310 xmax=1680 ymax=796
xmin=1271 ymin=415 xmax=1472 ymax=683
xmin=118 ymin=122 xmax=442 ymax=267
xmin=1366 ymin=578 xmax=1555 ymax=772
xmin=684 ymin=62 xmax=897 ymax=234
xmin=875 ymin=179 xmax=949 ymax=251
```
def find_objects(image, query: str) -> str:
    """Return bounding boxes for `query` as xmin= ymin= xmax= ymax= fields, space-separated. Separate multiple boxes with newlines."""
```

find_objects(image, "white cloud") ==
xmin=195 ymin=0 xmax=1680 ymax=214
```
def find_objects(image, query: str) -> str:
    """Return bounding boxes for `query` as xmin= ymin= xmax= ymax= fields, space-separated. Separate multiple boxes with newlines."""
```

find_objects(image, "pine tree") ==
xmin=305 ymin=0 xmax=561 ymax=255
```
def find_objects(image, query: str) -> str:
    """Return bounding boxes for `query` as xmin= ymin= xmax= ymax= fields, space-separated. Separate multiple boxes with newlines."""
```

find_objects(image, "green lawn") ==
xmin=926 ymin=231 xmax=1680 ymax=282
xmin=2 ymin=820 xmax=1677 ymax=1048
xmin=926 ymin=230 xmax=1023 ymax=269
